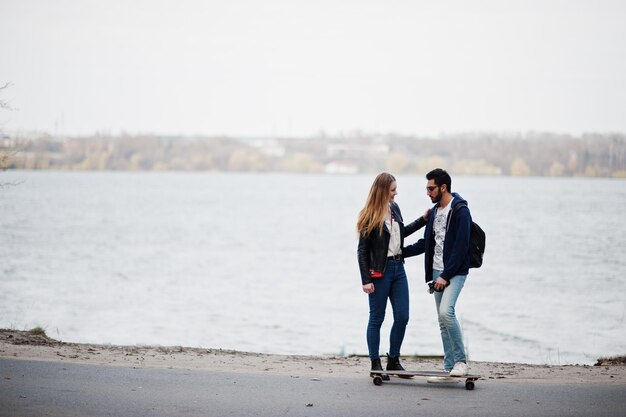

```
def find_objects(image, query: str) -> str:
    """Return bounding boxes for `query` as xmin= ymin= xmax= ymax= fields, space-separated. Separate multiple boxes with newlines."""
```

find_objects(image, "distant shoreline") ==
xmin=3 ymin=132 xmax=625 ymax=178
xmin=1 ymin=329 xmax=624 ymax=385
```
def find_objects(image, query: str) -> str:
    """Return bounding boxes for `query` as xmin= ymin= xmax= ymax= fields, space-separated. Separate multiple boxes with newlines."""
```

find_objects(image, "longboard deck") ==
xmin=370 ymin=370 xmax=481 ymax=390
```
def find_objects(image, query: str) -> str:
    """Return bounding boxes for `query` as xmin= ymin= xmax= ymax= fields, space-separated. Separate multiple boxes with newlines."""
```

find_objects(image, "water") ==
xmin=1 ymin=171 xmax=625 ymax=365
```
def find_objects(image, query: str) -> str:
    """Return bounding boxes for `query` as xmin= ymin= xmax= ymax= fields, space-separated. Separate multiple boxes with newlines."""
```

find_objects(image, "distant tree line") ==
xmin=3 ymin=131 xmax=626 ymax=178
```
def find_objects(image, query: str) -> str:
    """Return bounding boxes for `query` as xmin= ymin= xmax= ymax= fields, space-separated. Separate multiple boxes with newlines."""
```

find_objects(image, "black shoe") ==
xmin=370 ymin=359 xmax=390 ymax=380
xmin=386 ymin=356 xmax=413 ymax=379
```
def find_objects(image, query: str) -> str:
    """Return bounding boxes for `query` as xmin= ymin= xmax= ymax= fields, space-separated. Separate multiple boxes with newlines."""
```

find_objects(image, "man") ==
xmin=404 ymin=168 xmax=471 ymax=380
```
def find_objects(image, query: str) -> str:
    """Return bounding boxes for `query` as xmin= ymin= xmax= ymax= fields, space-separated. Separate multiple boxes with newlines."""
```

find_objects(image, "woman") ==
xmin=357 ymin=172 xmax=427 ymax=375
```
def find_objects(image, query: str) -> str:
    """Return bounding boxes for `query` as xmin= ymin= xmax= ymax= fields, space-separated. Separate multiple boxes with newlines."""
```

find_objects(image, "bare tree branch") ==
xmin=0 ymin=177 xmax=23 ymax=187
xmin=0 ymin=82 xmax=14 ymax=111
xmin=0 ymin=147 xmax=20 ymax=170
xmin=0 ymin=146 xmax=23 ymax=187
xmin=1 ymin=80 xmax=22 ymax=187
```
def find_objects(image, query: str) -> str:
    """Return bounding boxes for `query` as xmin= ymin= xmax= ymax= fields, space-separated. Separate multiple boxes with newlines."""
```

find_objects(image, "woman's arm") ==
xmin=402 ymin=238 xmax=425 ymax=258
xmin=357 ymin=234 xmax=372 ymax=285
xmin=404 ymin=208 xmax=431 ymax=237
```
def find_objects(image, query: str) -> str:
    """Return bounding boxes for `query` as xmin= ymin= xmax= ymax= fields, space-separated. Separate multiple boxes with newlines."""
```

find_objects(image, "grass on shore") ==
xmin=29 ymin=327 xmax=47 ymax=337
xmin=595 ymin=355 xmax=626 ymax=366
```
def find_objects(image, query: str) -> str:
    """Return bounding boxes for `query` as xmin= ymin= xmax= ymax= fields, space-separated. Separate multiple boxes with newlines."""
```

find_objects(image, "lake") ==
xmin=1 ymin=171 xmax=625 ymax=365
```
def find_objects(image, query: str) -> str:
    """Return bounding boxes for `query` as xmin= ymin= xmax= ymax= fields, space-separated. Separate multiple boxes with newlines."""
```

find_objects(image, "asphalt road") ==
xmin=1 ymin=358 xmax=624 ymax=417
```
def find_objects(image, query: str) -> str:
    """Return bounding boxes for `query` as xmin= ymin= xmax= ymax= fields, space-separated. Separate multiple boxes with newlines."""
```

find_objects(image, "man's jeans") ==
xmin=432 ymin=269 xmax=467 ymax=370
xmin=366 ymin=259 xmax=409 ymax=360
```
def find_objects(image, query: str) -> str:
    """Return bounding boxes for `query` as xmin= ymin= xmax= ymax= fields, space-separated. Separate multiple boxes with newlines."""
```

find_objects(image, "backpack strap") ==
xmin=446 ymin=202 xmax=467 ymax=231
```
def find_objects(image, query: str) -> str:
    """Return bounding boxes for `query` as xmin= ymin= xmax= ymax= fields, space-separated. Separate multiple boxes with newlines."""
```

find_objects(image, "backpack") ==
xmin=450 ymin=203 xmax=486 ymax=268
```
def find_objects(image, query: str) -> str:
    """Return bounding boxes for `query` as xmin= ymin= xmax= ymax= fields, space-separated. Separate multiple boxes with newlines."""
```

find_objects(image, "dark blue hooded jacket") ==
xmin=403 ymin=192 xmax=472 ymax=283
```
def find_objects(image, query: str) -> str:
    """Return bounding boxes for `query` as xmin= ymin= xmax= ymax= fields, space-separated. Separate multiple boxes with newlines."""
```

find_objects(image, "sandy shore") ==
xmin=1 ymin=330 xmax=624 ymax=385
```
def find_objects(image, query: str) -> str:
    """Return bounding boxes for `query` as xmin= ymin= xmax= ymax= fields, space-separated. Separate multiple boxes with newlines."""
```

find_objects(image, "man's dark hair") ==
xmin=426 ymin=168 xmax=452 ymax=192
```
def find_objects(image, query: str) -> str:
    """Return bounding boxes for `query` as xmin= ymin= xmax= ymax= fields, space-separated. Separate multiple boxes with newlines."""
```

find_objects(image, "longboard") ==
xmin=370 ymin=370 xmax=481 ymax=390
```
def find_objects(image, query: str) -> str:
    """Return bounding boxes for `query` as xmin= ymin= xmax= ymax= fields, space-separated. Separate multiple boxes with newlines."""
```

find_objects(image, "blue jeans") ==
xmin=366 ymin=259 xmax=409 ymax=360
xmin=432 ymin=269 xmax=467 ymax=370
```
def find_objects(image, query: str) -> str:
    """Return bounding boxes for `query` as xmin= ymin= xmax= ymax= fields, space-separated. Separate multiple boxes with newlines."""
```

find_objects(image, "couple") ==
xmin=356 ymin=168 xmax=472 ymax=381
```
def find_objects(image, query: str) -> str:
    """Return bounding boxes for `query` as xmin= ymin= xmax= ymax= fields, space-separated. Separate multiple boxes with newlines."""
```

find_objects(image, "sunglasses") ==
xmin=426 ymin=185 xmax=439 ymax=192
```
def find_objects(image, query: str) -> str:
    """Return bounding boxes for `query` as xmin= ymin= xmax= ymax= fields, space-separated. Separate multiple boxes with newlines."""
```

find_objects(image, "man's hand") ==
xmin=363 ymin=283 xmax=375 ymax=294
xmin=434 ymin=277 xmax=448 ymax=292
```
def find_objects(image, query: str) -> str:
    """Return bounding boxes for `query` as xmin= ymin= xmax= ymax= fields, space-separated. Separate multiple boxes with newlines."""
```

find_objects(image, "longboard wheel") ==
xmin=373 ymin=376 xmax=383 ymax=386
xmin=465 ymin=380 xmax=475 ymax=390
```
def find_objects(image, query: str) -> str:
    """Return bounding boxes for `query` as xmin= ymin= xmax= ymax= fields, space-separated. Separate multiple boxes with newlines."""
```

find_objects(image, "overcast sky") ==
xmin=1 ymin=0 xmax=625 ymax=137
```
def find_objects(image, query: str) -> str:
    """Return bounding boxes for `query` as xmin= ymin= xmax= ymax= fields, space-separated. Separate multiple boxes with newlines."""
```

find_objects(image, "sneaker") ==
xmin=426 ymin=376 xmax=458 ymax=383
xmin=449 ymin=362 xmax=468 ymax=376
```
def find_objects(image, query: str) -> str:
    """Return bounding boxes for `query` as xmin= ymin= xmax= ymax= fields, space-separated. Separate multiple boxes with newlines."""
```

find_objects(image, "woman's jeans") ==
xmin=367 ymin=259 xmax=409 ymax=360
xmin=432 ymin=269 xmax=467 ymax=370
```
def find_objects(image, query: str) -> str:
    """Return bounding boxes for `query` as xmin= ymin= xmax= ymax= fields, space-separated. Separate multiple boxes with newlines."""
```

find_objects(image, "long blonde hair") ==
xmin=357 ymin=172 xmax=395 ymax=237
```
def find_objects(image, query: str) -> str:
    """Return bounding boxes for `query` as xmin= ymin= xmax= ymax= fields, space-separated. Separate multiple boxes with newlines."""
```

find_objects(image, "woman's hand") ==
xmin=422 ymin=208 xmax=431 ymax=221
xmin=362 ymin=283 xmax=375 ymax=294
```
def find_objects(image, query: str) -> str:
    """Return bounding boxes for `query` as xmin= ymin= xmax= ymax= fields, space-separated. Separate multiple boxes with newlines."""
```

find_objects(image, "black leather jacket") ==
xmin=357 ymin=202 xmax=426 ymax=285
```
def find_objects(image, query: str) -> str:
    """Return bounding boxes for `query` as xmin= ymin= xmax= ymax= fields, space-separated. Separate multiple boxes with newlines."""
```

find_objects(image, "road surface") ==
xmin=1 ymin=358 xmax=624 ymax=417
